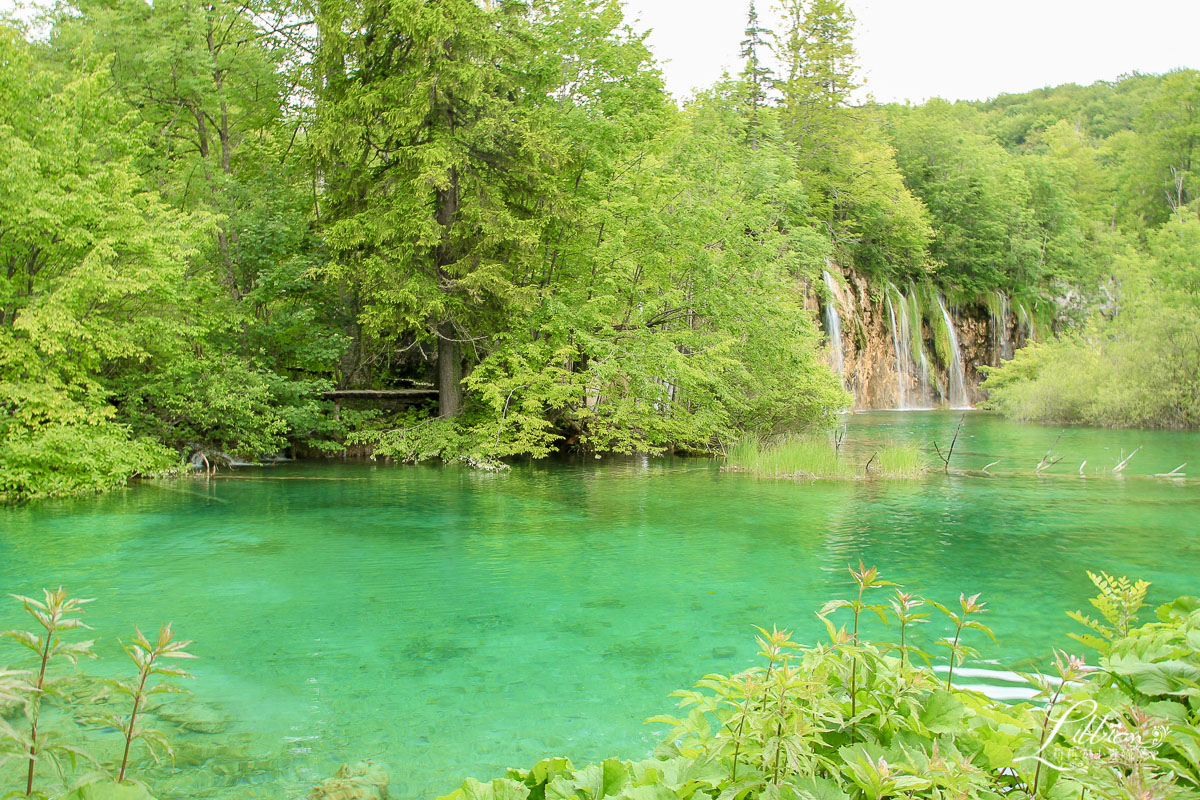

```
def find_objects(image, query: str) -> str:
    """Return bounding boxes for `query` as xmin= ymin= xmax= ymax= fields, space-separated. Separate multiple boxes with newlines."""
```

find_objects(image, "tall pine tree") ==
xmin=738 ymin=1 xmax=772 ymax=148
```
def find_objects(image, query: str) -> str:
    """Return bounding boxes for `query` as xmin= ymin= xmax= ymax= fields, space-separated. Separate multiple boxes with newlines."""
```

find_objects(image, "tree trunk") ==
xmin=437 ymin=321 xmax=462 ymax=418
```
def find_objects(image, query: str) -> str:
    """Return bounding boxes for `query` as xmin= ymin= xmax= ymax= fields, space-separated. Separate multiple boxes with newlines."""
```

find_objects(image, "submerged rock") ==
xmin=151 ymin=695 xmax=232 ymax=734
xmin=307 ymin=761 xmax=390 ymax=800
xmin=0 ymin=695 xmax=23 ymax=719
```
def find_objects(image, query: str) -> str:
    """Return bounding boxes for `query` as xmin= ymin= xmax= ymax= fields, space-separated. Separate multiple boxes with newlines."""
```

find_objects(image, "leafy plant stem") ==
xmin=25 ymin=626 xmax=54 ymax=797
xmin=771 ymin=663 xmax=788 ymax=785
xmin=118 ymin=661 xmax=153 ymax=783
xmin=1032 ymin=679 xmax=1066 ymax=797
xmin=945 ymin=619 xmax=964 ymax=689
xmin=850 ymin=582 xmax=864 ymax=737
xmin=729 ymin=677 xmax=754 ymax=782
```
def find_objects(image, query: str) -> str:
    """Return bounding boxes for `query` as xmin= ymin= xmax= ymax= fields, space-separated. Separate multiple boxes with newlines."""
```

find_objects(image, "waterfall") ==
xmin=905 ymin=283 xmax=933 ymax=405
xmin=936 ymin=294 xmax=970 ymax=409
xmin=1016 ymin=301 xmax=1034 ymax=344
xmin=885 ymin=292 xmax=908 ymax=409
xmin=991 ymin=290 xmax=1013 ymax=361
xmin=884 ymin=282 xmax=936 ymax=410
xmin=822 ymin=269 xmax=845 ymax=378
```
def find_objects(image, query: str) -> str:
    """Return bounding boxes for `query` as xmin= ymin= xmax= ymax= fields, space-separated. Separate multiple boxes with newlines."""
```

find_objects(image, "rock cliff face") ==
xmin=812 ymin=266 xmax=1034 ymax=410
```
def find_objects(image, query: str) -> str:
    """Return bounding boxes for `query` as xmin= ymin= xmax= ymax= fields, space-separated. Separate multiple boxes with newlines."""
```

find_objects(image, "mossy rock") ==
xmin=307 ymin=761 xmax=389 ymax=800
xmin=63 ymin=781 xmax=155 ymax=800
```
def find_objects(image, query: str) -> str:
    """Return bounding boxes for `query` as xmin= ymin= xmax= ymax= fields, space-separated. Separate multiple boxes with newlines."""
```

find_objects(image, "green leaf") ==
xmin=919 ymin=689 xmax=966 ymax=733
xmin=1107 ymin=654 xmax=1200 ymax=696
xmin=452 ymin=778 xmax=530 ymax=800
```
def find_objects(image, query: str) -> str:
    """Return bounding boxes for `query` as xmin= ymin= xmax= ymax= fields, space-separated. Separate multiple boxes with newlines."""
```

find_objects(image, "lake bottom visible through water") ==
xmin=1 ymin=411 xmax=1198 ymax=798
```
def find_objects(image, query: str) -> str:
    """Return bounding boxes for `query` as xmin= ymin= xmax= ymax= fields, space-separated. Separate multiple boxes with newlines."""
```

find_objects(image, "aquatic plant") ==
xmin=869 ymin=445 xmax=926 ymax=478
xmin=98 ymin=624 xmax=196 ymax=783
xmin=726 ymin=434 xmax=843 ymax=478
xmin=725 ymin=435 xmax=926 ymax=480
xmin=3 ymin=589 xmax=97 ymax=796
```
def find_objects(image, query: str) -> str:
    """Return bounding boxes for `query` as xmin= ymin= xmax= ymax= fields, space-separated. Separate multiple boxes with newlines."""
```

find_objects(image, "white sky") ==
xmin=2 ymin=0 xmax=1196 ymax=103
xmin=621 ymin=0 xmax=1200 ymax=103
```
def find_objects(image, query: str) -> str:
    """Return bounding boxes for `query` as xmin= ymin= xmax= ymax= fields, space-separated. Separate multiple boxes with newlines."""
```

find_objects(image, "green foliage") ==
xmin=444 ymin=571 xmax=1200 ymax=800
xmin=62 ymin=782 xmax=155 ymax=800
xmin=984 ymin=215 xmax=1200 ymax=428
xmin=0 ymin=16 xmax=341 ymax=501
xmin=1067 ymin=572 xmax=1151 ymax=654
xmin=0 ymin=393 xmax=179 ymax=504
xmin=928 ymin=593 xmax=995 ymax=689
xmin=4 ymin=0 xmax=1199 ymax=493
xmin=113 ymin=356 xmax=312 ymax=465
xmin=888 ymin=102 xmax=1045 ymax=293
xmin=967 ymin=71 xmax=1200 ymax=428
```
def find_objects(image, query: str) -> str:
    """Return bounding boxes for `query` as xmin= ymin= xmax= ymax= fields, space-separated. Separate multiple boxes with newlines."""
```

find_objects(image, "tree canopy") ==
xmin=1 ymin=0 xmax=1197 ymax=500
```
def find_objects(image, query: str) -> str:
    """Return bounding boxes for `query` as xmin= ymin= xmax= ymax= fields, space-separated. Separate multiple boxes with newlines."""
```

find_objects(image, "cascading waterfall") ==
xmin=991 ymin=290 xmax=1013 ymax=361
xmin=936 ymin=294 xmax=971 ymax=409
xmin=885 ymin=292 xmax=908 ymax=409
xmin=1016 ymin=301 xmax=1034 ymax=344
xmin=882 ymin=282 xmax=938 ymax=410
xmin=822 ymin=269 xmax=845 ymax=378
xmin=905 ymin=283 xmax=933 ymax=405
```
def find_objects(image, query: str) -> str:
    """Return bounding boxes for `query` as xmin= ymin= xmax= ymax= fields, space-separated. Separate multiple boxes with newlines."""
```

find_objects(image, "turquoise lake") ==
xmin=1 ymin=411 xmax=1198 ymax=798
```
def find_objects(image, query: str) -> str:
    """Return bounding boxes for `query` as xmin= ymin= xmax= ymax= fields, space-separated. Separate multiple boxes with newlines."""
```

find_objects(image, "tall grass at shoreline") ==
xmin=726 ymin=434 xmax=926 ymax=479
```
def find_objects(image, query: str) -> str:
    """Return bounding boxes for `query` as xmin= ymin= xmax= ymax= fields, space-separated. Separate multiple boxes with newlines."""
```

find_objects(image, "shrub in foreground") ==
xmin=441 ymin=570 xmax=1200 ymax=800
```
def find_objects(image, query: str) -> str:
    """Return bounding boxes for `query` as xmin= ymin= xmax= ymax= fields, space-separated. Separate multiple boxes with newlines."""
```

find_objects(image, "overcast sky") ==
xmin=621 ymin=0 xmax=1200 ymax=103
xmin=1 ymin=0 xmax=1196 ymax=103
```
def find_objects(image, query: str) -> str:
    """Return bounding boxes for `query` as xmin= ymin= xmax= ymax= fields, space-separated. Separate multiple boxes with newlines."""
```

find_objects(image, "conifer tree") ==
xmin=776 ymin=0 xmax=858 ymax=158
xmin=739 ymin=1 xmax=773 ymax=147
xmin=315 ymin=0 xmax=556 ymax=416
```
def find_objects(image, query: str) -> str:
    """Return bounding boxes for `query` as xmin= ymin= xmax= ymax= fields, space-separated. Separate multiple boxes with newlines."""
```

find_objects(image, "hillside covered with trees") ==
xmin=1 ymin=0 xmax=1197 ymax=502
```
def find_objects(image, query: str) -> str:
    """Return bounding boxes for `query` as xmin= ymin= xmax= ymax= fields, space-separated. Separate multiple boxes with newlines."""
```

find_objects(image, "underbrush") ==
xmin=442 ymin=570 xmax=1200 ymax=800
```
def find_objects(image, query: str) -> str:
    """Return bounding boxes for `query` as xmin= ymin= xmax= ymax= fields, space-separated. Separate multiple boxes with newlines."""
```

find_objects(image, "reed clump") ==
xmin=725 ymin=434 xmax=926 ymax=480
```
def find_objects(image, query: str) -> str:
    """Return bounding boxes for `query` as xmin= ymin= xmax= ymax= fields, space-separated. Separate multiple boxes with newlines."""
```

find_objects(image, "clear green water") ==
xmin=1 ymin=412 xmax=1198 ymax=799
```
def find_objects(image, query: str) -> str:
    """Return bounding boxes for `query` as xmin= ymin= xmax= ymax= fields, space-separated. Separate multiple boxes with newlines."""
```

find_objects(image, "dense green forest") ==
xmin=1 ymin=0 xmax=1197 ymax=502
